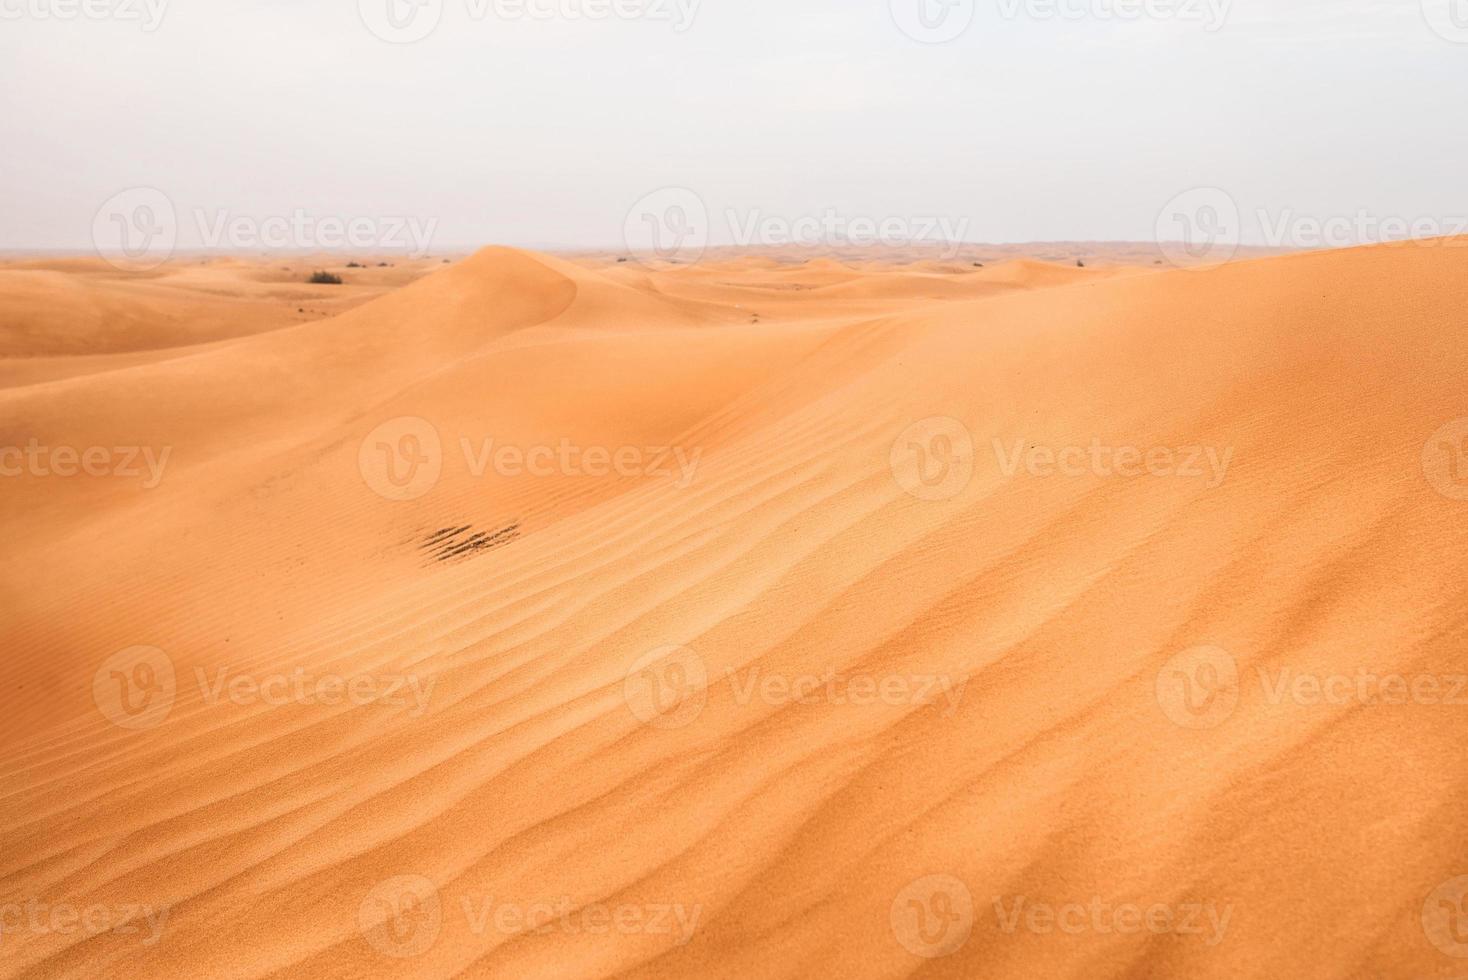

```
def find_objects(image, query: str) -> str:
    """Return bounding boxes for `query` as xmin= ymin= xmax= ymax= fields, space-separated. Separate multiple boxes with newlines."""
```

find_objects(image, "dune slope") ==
xmin=1 ymin=243 xmax=1466 ymax=979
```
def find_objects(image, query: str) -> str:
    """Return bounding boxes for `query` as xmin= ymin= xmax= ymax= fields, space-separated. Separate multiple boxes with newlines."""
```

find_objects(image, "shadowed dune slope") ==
xmin=1 ymin=241 xmax=1466 ymax=979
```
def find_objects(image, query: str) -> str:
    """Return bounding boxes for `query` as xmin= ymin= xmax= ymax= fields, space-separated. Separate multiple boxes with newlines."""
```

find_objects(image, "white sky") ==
xmin=2 ymin=0 xmax=1465 ymax=251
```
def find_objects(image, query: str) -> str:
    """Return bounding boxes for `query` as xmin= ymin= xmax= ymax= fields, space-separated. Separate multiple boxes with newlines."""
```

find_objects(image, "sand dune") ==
xmin=2 ymin=241 xmax=1467 ymax=978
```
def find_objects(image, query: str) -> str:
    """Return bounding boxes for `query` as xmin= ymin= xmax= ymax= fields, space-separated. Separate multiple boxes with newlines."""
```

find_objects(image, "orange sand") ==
xmin=2 ymin=241 xmax=1466 ymax=978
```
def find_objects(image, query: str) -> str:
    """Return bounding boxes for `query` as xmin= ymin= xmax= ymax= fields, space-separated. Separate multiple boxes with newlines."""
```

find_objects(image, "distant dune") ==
xmin=2 ymin=240 xmax=1466 ymax=978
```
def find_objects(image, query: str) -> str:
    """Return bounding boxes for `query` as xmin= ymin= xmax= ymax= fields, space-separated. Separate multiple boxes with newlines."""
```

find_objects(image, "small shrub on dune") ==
xmin=308 ymin=271 xmax=343 ymax=285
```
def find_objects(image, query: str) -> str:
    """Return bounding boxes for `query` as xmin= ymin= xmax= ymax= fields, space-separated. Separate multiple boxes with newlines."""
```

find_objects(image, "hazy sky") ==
xmin=3 ymin=0 xmax=1465 ymax=253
